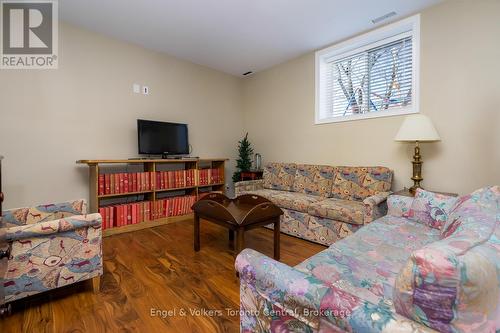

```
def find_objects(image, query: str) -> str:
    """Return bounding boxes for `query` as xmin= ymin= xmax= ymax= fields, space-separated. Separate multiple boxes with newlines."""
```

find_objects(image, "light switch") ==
xmin=142 ymin=86 xmax=149 ymax=95
xmin=133 ymin=83 xmax=140 ymax=94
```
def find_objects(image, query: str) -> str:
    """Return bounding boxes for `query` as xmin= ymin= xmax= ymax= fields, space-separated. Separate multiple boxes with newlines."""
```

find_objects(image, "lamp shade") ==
xmin=394 ymin=114 xmax=441 ymax=142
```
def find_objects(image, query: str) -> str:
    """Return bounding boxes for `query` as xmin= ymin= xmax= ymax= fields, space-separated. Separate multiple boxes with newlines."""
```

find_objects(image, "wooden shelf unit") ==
xmin=77 ymin=158 xmax=227 ymax=237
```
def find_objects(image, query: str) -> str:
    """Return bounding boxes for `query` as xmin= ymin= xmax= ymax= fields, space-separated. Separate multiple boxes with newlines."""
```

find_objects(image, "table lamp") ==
xmin=395 ymin=114 xmax=440 ymax=194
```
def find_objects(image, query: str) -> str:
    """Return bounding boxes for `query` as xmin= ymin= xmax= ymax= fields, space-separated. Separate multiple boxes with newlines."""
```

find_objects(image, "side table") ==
xmin=394 ymin=188 xmax=459 ymax=198
xmin=240 ymin=170 xmax=263 ymax=181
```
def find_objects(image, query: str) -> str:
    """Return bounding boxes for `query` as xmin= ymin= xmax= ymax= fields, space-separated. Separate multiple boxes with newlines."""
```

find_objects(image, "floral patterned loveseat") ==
xmin=236 ymin=186 xmax=500 ymax=332
xmin=235 ymin=163 xmax=393 ymax=245
xmin=0 ymin=199 xmax=103 ymax=304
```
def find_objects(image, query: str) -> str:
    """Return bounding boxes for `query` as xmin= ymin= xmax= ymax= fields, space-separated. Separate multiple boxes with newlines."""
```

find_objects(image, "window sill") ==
xmin=315 ymin=107 xmax=418 ymax=125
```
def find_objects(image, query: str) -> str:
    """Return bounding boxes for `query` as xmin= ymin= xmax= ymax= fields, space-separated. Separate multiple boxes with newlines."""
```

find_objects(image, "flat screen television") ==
xmin=137 ymin=119 xmax=189 ymax=156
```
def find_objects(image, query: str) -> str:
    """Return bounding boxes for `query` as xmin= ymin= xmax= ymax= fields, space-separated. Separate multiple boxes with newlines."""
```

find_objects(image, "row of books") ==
xmin=99 ymin=172 xmax=154 ymax=196
xmin=155 ymin=170 xmax=196 ymax=190
xmin=99 ymin=195 xmax=197 ymax=229
xmin=99 ymin=201 xmax=151 ymax=229
xmin=198 ymin=168 xmax=223 ymax=186
xmin=98 ymin=169 xmax=223 ymax=195
xmin=153 ymin=195 xmax=197 ymax=219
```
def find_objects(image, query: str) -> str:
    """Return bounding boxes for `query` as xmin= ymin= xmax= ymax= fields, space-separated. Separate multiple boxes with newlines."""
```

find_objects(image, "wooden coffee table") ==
xmin=192 ymin=193 xmax=283 ymax=260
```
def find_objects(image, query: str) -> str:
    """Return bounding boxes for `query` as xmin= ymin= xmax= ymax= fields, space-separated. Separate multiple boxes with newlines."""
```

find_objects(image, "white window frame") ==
xmin=315 ymin=14 xmax=420 ymax=124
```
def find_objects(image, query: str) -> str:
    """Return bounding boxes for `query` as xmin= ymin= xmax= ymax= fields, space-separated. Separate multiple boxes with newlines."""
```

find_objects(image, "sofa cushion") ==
xmin=262 ymin=163 xmax=297 ymax=191
xmin=331 ymin=167 xmax=392 ymax=201
xmin=362 ymin=167 xmax=393 ymax=194
xmin=407 ymin=188 xmax=457 ymax=230
xmin=295 ymin=215 xmax=440 ymax=306
xmin=394 ymin=186 xmax=499 ymax=332
xmin=246 ymin=189 xmax=321 ymax=212
xmin=308 ymin=198 xmax=366 ymax=225
xmin=292 ymin=164 xmax=336 ymax=197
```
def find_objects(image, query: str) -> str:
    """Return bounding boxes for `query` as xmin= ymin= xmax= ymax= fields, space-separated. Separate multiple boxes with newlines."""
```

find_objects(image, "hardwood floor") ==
xmin=0 ymin=218 xmax=326 ymax=333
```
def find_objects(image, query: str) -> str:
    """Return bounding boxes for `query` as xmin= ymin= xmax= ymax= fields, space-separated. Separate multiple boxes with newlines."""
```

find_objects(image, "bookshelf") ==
xmin=76 ymin=158 xmax=227 ymax=237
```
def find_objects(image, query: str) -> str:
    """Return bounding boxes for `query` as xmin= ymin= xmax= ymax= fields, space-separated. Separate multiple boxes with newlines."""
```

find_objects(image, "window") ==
xmin=315 ymin=15 xmax=420 ymax=124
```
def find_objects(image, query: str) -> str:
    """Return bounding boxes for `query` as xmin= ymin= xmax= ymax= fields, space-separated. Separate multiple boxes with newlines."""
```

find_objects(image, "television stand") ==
xmin=76 ymin=158 xmax=228 ymax=237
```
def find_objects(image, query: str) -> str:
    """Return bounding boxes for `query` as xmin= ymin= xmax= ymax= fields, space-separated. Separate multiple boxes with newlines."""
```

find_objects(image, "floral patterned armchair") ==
xmin=0 ymin=199 xmax=102 ymax=304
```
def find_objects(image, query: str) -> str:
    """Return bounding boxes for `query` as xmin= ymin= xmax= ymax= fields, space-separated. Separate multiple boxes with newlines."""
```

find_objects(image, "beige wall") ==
xmin=242 ymin=0 xmax=500 ymax=195
xmin=0 ymin=23 xmax=244 ymax=208
xmin=1 ymin=0 xmax=499 ymax=209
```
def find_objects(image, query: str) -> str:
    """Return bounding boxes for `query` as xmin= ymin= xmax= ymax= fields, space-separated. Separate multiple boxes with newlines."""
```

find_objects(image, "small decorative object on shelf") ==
xmin=77 ymin=158 xmax=227 ymax=237
xmin=232 ymin=133 xmax=254 ymax=183
xmin=395 ymin=114 xmax=441 ymax=194
xmin=254 ymin=153 xmax=262 ymax=171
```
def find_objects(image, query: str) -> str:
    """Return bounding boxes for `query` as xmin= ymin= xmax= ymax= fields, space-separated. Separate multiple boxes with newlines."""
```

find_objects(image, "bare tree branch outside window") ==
xmin=331 ymin=37 xmax=412 ymax=117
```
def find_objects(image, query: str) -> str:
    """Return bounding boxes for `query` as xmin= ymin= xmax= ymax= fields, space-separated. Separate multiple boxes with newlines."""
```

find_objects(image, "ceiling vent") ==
xmin=371 ymin=11 xmax=397 ymax=24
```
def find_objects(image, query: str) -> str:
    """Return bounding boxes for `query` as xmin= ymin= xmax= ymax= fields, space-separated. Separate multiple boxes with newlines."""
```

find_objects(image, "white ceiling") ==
xmin=60 ymin=0 xmax=441 ymax=76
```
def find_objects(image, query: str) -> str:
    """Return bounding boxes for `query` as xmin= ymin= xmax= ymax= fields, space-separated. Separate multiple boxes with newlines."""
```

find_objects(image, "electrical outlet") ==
xmin=142 ymin=86 xmax=149 ymax=95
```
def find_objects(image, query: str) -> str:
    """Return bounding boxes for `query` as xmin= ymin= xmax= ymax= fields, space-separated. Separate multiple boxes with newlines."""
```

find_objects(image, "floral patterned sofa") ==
xmin=236 ymin=186 xmax=500 ymax=333
xmin=0 ymin=199 xmax=102 ymax=304
xmin=235 ymin=163 xmax=393 ymax=245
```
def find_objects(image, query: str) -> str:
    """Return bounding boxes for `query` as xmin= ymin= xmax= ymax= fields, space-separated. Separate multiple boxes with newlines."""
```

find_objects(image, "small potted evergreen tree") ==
xmin=232 ymin=133 xmax=253 ymax=183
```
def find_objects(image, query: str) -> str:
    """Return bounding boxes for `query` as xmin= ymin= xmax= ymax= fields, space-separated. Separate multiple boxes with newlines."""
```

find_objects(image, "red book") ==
xmin=110 ymin=206 xmax=114 ymax=228
xmin=99 ymin=208 xmax=106 ymax=229
xmin=121 ymin=205 xmax=126 ymax=226
xmin=145 ymin=172 xmax=150 ymax=191
xmin=173 ymin=197 xmax=177 ymax=216
xmin=104 ymin=174 xmax=111 ymax=195
xmin=170 ymin=171 xmax=174 ymax=188
xmin=124 ymin=173 xmax=129 ymax=193
xmin=137 ymin=203 xmax=141 ymax=223
xmin=115 ymin=174 xmax=120 ymax=194
xmin=159 ymin=200 xmax=164 ymax=218
xmin=131 ymin=173 xmax=137 ymax=192
xmin=126 ymin=204 xmax=131 ymax=225
xmin=179 ymin=196 xmax=183 ymax=215
xmin=138 ymin=203 xmax=142 ymax=223
xmin=107 ymin=207 xmax=111 ymax=229
xmin=98 ymin=175 xmax=105 ymax=195
xmin=110 ymin=174 xmax=115 ymax=194
xmin=117 ymin=173 xmax=122 ymax=194
xmin=115 ymin=206 xmax=120 ymax=227
xmin=156 ymin=172 xmax=161 ymax=190
xmin=131 ymin=204 xmax=137 ymax=224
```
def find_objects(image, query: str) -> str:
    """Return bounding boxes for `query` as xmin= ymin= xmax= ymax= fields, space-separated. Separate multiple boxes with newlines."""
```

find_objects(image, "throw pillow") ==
xmin=407 ymin=188 xmax=457 ymax=229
